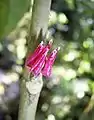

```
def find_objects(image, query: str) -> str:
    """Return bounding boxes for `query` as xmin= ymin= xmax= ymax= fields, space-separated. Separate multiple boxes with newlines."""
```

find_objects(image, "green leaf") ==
xmin=0 ymin=0 xmax=9 ymax=38
xmin=0 ymin=0 xmax=29 ymax=39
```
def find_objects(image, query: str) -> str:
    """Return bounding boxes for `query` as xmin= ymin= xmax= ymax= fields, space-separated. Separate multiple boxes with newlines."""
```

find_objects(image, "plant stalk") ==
xmin=18 ymin=0 xmax=51 ymax=120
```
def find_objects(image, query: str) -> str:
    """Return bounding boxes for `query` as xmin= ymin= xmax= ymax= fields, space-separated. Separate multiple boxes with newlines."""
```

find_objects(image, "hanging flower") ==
xmin=25 ymin=40 xmax=53 ymax=76
xmin=25 ymin=41 xmax=44 ymax=67
xmin=42 ymin=47 xmax=60 ymax=77
xmin=25 ymin=39 xmax=60 ymax=77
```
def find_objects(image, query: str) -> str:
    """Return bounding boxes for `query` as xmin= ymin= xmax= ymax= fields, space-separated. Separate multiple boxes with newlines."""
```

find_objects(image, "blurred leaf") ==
xmin=0 ymin=0 xmax=9 ymax=38
xmin=0 ymin=0 xmax=29 ymax=39
xmin=58 ymin=13 xmax=68 ymax=24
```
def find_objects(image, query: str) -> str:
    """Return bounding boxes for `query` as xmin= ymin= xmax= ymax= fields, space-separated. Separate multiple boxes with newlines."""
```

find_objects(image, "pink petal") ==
xmin=25 ymin=40 xmax=53 ymax=76
xmin=31 ymin=56 xmax=46 ymax=76
xmin=30 ymin=45 xmax=50 ymax=76
xmin=42 ymin=48 xmax=59 ymax=77
xmin=26 ymin=40 xmax=53 ymax=68
xmin=26 ymin=41 xmax=44 ymax=66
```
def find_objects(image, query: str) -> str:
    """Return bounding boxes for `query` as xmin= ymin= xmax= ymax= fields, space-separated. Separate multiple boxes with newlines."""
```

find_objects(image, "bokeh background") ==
xmin=0 ymin=0 xmax=94 ymax=120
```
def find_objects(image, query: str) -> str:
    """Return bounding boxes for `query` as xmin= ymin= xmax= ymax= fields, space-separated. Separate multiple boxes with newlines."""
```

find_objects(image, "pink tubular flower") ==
xmin=25 ymin=39 xmax=60 ymax=77
xmin=25 ymin=41 xmax=44 ymax=67
xmin=42 ymin=47 xmax=60 ymax=77
xmin=25 ymin=40 xmax=53 ymax=76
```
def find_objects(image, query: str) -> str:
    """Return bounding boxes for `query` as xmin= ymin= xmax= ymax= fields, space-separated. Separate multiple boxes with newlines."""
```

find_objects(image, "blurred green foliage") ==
xmin=36 ymin=0 xmax=94 ymax=120
xmin=0 ymin=0 xmax=29 ymax=39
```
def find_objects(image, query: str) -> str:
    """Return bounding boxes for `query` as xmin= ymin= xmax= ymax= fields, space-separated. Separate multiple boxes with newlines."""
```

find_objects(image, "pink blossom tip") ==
xmin=25 ymin=40 xmax=59 ymax=77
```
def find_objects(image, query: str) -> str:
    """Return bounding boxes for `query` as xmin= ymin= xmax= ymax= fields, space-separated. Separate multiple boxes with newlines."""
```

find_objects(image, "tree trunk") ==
xmin=18 ymin=0 xmax=51 ymax=120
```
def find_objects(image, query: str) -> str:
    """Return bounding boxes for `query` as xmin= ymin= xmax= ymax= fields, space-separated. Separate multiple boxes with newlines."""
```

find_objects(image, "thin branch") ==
xmin=18 ymin=0 xmax=51 ymax=120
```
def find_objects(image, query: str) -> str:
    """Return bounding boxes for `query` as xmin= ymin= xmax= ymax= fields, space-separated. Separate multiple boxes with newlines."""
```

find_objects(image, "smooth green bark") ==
xmin=18 ymin=0 xmax=51 ymax=120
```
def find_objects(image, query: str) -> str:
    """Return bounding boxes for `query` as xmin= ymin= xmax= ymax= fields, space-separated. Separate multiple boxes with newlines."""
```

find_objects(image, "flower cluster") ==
xmin=25 ymin=40 xmax=60 ymax=77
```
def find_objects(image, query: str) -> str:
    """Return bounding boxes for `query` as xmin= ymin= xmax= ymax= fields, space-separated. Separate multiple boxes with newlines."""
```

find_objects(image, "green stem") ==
xmin=18 ymin=0 xmax=51 ymax=120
